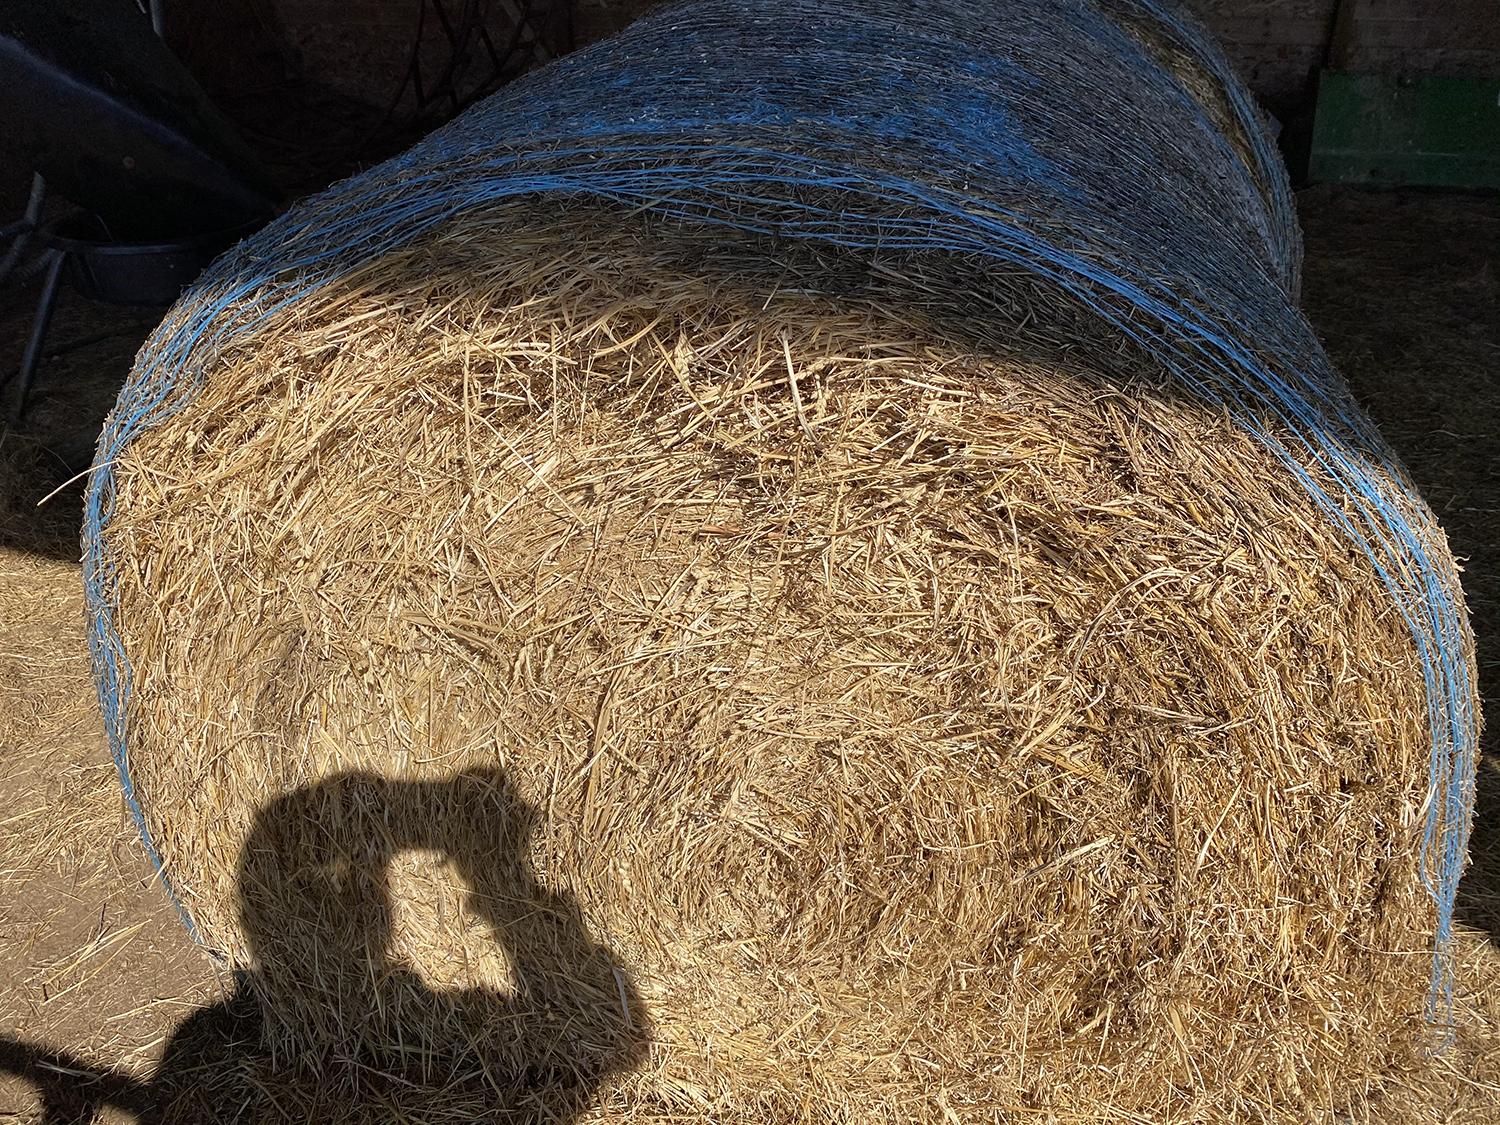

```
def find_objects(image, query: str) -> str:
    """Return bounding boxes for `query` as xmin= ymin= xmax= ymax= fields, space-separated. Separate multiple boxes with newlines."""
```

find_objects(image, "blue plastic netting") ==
xmin=83 ymin=0 xmax=1476 ymax=1022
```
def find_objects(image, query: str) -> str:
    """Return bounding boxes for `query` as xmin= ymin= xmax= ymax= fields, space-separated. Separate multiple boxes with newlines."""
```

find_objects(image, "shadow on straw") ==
xmin=0 ymin=767 xmax=649 ymax=1123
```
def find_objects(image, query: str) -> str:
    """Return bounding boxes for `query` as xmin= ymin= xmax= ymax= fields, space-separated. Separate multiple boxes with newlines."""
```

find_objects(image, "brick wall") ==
xmin=1189 ymin=0 xmax=1338 ymax=114
xmin=1194 ymin=0 xmax=1500 ymax=115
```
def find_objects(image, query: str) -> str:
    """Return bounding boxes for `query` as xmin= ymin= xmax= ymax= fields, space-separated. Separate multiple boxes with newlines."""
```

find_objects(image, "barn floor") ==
xmin=0 ymin=186 xmax=1498 ymax=1122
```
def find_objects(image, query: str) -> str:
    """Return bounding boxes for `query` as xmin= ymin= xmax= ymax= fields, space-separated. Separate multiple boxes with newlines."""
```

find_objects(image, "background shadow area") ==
xmin=1297 ymin=186 xmax=1500 ymax=944
xmin=0 ymin=767 xmax=649 ymax=1123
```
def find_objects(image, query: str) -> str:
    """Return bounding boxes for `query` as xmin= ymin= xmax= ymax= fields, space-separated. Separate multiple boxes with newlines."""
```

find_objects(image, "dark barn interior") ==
xmin=1 ymin=1 xmax=1498 ymax=1121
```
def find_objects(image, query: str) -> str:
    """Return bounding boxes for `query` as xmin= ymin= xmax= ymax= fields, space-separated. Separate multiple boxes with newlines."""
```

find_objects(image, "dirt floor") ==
xmin=0 ymin=186 xmax=1497 ymax=1122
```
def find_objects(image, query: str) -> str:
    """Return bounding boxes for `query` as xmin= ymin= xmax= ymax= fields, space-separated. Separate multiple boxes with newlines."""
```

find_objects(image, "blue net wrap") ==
xmin=83 ymin=0 xmax=1477 ymax=1021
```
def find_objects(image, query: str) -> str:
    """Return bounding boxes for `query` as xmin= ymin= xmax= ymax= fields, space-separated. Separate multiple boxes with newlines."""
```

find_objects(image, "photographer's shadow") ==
xmin=2 ymin=767 xmax=649 ymax=1123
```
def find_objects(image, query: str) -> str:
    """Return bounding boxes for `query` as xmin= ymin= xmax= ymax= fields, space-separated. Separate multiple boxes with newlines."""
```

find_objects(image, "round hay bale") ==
xmin=84 ymin=0 xmax=1478 ymax=1120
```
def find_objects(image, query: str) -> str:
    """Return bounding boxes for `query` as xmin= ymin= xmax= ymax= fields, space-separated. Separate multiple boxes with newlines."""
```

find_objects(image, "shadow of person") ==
xmin=0 ymin=767 xmax=649 ymax=1124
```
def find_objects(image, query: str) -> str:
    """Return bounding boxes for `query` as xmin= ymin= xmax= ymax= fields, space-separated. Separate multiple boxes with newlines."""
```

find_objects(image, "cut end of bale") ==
xmin=104 ymin=203 xmax=1449 ymax=1120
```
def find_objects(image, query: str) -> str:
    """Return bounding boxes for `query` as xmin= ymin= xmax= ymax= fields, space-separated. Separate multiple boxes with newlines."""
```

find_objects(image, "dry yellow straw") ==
xmin=98 ymin=204 xmax=1463 ymax=1122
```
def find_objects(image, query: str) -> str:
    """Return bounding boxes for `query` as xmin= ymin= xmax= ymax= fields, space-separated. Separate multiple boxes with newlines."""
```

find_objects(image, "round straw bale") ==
xmin=94 ymin=202 xmax=1465 ymax=1120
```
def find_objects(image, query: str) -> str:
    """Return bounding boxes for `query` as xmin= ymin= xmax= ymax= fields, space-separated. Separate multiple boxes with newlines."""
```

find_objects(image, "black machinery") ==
xmin=0 ymin=0 xmax=279 ymax=421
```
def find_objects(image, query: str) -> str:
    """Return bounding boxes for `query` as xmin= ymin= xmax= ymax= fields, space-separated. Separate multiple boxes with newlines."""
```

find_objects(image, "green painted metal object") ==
xmin=1309 ymin=71 xmax=1500 ymax=189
